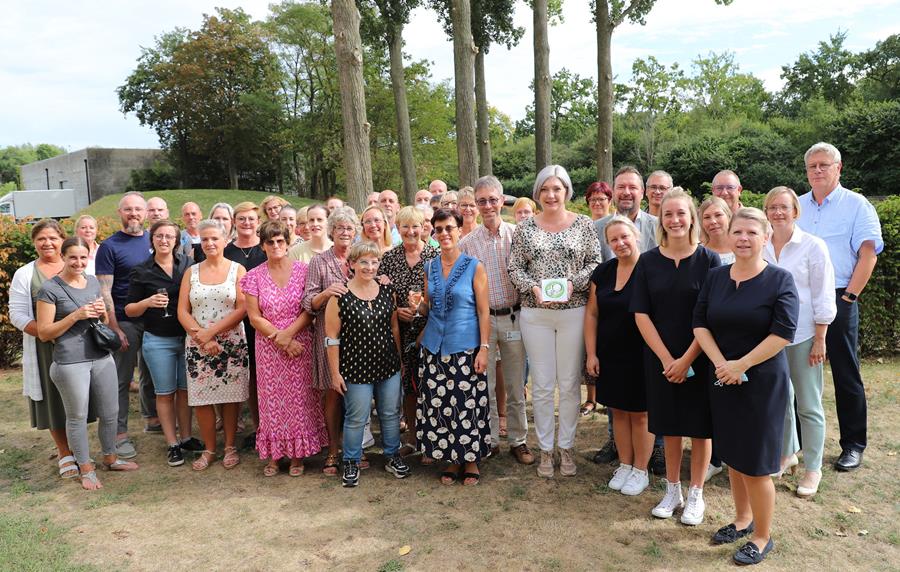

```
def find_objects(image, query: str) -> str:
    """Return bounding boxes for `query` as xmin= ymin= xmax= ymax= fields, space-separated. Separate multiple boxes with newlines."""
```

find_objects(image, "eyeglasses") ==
xmin=587 ymin=197 xmax=609 ymax=205
xmin=765 ymin=205 xmax=792 ymax=213
xmin=355 ymin=259 xmax=380 ymax=268
xmin=433 ymin=224 xmax=457 ymax=234
xmin=441 ymin=201 xmax=459 ymax=208
xmin=235 ymin=216 xmax=258 ymax=223
xmin=362 ymin=219 xmax=383 ymax=226
xmin=459 ymin=203 xmax=477 ymax=210
xmin=806 ymin=162 xmax=835 ymax=172
xmin=712 ymin=185 xmax=738 ymax=192
xmin=475 ymin=197 xmax=501 ymax=207
xmin=333 ymin=225 xmax=356 ymax=233
xmin=153 ymin=234 xmax=178 ymax=242
xmin=647 ymin=185 xmax=671 ymax=193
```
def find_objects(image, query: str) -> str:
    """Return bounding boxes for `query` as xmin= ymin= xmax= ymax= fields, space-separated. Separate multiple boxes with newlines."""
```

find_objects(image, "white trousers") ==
xmin=520 ymin=306 xmax=585 ymax=451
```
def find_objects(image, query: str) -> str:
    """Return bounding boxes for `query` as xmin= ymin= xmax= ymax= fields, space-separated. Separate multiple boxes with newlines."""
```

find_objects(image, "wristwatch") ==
xmin=324 ymin=336 xmax=341 ymax=347
xmin=844 ymin=292 xmax=858 ymax=302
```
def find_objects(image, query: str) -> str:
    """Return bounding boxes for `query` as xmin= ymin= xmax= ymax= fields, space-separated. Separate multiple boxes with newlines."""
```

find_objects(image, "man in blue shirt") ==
xmin=96 ymin=191 xmax=155 ymax=459
xmin=796 ymin=142 xmax=883 ymax=471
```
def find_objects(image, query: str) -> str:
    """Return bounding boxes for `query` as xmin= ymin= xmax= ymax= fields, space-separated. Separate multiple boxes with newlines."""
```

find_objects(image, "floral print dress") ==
xmin=186 ymin=261 xmax=250 ymax=406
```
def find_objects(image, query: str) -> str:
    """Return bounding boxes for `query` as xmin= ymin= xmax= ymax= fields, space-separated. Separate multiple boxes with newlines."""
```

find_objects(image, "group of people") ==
xmin=9 ymin=141 xmax=882 ymax=566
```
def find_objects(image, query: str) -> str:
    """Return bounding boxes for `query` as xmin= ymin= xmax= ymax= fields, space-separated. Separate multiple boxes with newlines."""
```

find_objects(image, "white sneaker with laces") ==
xmin=704 ymin=462 xmax=723 ymax=482
xmin=680 ymin=485 xmax=706 ymax=525
xmin=651 ymin=479 xmax=684 ymax=518
xmin=608 ymin=464 xmax=633 ymax=491
xmin=621 ymin=467 xmax=650 ymax=496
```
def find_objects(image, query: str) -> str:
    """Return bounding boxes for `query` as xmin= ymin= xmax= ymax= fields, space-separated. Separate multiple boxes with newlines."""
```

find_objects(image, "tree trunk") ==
xmin=388 ymin=22 xmax=418 ymax=203
xmin=331 ymin=0 xmax=373 ymax=212
xmin=451 ymin=0 xmax=479 ymax=187
xmin=475 ymin=48 xmax=493 ymax=176
xmin=533 ymin=0 xmax=551 ymax=170
xmin=227 ymin=158 xmax=239 ymax=190
xmin=595 ymin=0 xmax=614 ymax=183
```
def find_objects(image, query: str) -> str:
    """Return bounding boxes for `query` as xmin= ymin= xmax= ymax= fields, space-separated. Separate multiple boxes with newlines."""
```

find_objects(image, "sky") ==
xmin=1 ymin=0 xmax=897 ymax=151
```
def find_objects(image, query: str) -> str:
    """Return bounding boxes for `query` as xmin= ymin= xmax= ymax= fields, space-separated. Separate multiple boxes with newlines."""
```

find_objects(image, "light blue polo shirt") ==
xmin=796 ymin=185 xmax=883 ymax=288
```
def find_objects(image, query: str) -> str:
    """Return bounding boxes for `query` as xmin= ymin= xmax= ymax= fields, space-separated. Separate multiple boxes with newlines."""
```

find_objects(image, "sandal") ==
xmin=289 ymin=462 xmax=304 ymax=477
xmin=399 ymin=420 xmax=408 ymax=433
xmin=440 ymin=470 xmax=458 ymax=485
xmin=81 ymin=470 xmax=102 ymax=491
xmin=580 ymin=401 xmax=597 ymax=416
xmin=462 ymin=472 xmax=481 ymax=486
xmin=192 ymin=450 xmax=217 ymax=471
xmin=101 ymin=458 xmax=139 ymax=471
xmin=323 ymin=454 xmax=339 ymax=476
xmin=360 ymin=454 xmax=370 ymax=470
xmin=58 ymin=455 xmax=79 ymax=479
xmin=222 ymin=446 xmax=240 ymax=469
xmin=263 ymin=463 xmax=279 ymax=477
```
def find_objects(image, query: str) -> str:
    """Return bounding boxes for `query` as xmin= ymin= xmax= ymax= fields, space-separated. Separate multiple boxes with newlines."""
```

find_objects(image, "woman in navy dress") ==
xmin=585 ymin=216 xmax=652 ymax=497
xmin=694 ymin=207 xmax=798 ymax=566
xmin=630 ymin=188 xmax=720 ymax=526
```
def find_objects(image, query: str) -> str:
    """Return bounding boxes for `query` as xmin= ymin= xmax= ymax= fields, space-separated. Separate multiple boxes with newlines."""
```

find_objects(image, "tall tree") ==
xmin=450 ymin=0 xmax=479 ymax=186
xmin=622 ymin=56 xmax=686 ymax=168
xmin=778 ymin=31 xmax=859 ymax=112
xmin=359 ymin=0 xmax=420 ymax=203
xmin=332 ymin=0 xmax=374 ymax=210
xmin=532 ymin=0 xmax=552 ymax=169
xmin=593 ymin=0 xmax=731 ymax=183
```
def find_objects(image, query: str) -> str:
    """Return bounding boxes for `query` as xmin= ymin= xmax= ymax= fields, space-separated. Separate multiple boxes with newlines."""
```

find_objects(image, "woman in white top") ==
xmin=289 ymin=204 xmax=332 ymax=263
xmin=763 ymin=187 xmax=836 ymax=498
xmin=74 ymin=215 xmax=100 ymax=275
xmin=699 ymin=197 xmax=734 ymax=265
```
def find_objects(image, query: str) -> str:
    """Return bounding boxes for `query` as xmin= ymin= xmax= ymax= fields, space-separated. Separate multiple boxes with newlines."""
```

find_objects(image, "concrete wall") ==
xmin=21 ymin=148 xmax=163 ymax=206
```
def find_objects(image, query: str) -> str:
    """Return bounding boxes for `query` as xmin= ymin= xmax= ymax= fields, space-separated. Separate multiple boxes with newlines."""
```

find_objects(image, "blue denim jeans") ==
xmin=141 ymin=332 xmax=187 ymax=395
xmin=342 ymin=372 xmax=401 ymax=462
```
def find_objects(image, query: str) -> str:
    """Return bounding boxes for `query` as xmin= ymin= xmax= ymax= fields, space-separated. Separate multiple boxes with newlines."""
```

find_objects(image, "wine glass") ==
xmin=157 ymin=288 xmax=171 ymax=318
xmin=408 ymin=290 xmax=423 ymax=318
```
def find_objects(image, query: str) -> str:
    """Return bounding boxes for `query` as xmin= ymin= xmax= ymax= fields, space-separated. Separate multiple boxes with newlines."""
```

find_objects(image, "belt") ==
xmin=489 ymin=304 xmax=521 ymax=317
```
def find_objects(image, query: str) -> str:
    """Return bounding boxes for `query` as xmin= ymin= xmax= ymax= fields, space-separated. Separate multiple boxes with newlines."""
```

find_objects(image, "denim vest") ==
xmin=421 ymin=253 xmax=480 ymax=356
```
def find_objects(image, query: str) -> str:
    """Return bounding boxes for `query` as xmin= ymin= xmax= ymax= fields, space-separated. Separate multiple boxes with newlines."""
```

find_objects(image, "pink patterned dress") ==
xmin=241 ymin=261 xmax=328 ymax=460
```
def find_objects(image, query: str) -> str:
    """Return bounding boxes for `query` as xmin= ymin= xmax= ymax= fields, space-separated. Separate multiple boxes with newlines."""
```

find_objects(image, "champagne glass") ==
xmin=157 ymin=288 xmax=171 ymax=318
xmin=408 ymin=290 xmax=423 ymax=318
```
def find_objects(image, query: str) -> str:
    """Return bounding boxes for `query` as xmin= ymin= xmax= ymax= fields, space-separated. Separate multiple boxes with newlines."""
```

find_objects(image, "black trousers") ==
xmin=826 ymin=289 xmax=866 ymax=452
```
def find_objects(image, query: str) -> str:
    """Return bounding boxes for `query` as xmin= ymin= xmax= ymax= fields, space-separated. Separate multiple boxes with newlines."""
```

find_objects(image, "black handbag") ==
xmin=53 ymin=277 xmax=122 ymax=353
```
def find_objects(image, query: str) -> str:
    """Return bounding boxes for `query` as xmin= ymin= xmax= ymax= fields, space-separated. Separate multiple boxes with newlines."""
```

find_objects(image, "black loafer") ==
xmin=592 ymin=440 xmax=618 ymax=464
xmin=712 ymin=522 xmax=755 ymax=545
xmin=733 ymin=538 xmax=774 ymax=565
xmin=834 ymin=449 xmax=863 ymax=472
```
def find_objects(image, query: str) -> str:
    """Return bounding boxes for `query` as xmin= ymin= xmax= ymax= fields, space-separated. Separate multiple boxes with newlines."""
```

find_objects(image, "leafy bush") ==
xmin=125 ymin=160 xmax=180 ymax=194
xmin=859 ymin=195 xmax=900 ymax=355
xmin=825 ymin=101 xmax=900 ymax=196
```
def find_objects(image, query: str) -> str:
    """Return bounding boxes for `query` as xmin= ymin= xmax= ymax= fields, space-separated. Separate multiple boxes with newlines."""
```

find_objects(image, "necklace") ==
xmin=237 ymin=245 xmax=254 ymax=259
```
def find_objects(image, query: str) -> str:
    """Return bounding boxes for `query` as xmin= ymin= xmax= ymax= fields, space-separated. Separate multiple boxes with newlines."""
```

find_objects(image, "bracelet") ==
xmin=479 ymin=343 xmax=490 ymax=350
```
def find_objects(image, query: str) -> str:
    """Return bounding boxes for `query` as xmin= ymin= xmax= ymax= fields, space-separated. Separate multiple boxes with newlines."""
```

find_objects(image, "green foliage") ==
xmin=823 ymin=100 xmax=900 ymax=196
xmin=516 ymin=68 xmax=598 ymax=144
xmin=0 ymin=218 xmax=37 ymax=368
xmin=778 ymin=31 xmax=859 ymax=113
xmin=125 ymin=160 xmax=179 ymax=194
xmin=859 ymin=195 xmax=900 ymax=355
xmin=855 ymin=34 xmax=900 ymax=102
xmin=0 ymin=144 xmax=66 ymax=188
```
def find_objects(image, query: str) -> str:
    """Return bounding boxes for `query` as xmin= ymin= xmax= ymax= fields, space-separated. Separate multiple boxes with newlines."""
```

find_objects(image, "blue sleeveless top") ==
xmin=421 ymin=253 xmax=480 ymax=356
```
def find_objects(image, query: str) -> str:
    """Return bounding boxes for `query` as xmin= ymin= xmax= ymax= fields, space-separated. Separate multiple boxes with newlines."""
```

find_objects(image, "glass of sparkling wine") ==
xmin=157 ymin=288 xmax=171 ymax=318
xmin=409 ymin=290 xmax=423 ymax=318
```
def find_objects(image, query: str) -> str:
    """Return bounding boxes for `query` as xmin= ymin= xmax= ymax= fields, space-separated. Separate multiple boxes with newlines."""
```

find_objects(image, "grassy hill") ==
xmin=78 ymin=189 xmax=315 ymax=220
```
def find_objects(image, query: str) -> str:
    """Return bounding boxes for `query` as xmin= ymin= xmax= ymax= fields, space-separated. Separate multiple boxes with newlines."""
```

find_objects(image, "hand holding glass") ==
xmin=156 ymin=288 xmax=171 ymax=318
xmin=408 ymin=290 xmax=423 ymax=318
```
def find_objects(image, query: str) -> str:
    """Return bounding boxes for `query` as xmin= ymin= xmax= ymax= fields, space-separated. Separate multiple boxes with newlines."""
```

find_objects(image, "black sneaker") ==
xmin=385 ymin=455 xmax=411 ymax=479
xmin=342 ymin=460 xmax=360 ymax=487
xmin=179 ymin=437 xmax=205 ymax=453
xmin=167 ymin=444 xmax=184 ymax=467
xmin=649 ymin=445 xmax=666 ymax=475
xmin=592 ymin=440 xmax=618 ymax=464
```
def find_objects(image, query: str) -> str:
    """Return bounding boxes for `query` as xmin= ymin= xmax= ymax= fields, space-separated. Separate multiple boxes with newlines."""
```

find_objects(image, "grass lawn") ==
xmin=0 ymin=359 xmax=897 ymax=571
xmin=78 ymin=189 xmax=316 ymax=220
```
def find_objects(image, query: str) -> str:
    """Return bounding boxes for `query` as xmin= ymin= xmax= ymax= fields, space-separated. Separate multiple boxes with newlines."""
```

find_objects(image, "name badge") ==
xmin=506 ymin=331 xmax=522 ymax=342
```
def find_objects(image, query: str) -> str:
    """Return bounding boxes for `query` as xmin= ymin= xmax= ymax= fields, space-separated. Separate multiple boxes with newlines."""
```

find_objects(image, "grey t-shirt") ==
xmin=37 ymin=275 xmax=108 ymax=364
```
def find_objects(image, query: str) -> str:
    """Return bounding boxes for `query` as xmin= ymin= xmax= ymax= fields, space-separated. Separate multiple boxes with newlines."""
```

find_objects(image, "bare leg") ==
xmin=402 ymin=393 xmax=417 ymax=448
xmin=631 ymin=412 xmax=654 ymax=471
xmin=586 ymin=384 xmax=596 ymax=405
xmin=222 ymin=402 xmax=240 ymax=449
xmin=611 ymin=408 xmax=633 ymax=465
xmin=49 ymin=428 xmax=72 ymax=457
xmin=743 ymin=473 xmax=775 ymax=550
xmin=689 ymin=438 xmax=712 ymax=488
xmin=727 ymin=467 xmax=754 ymax=529
xmin=195 ymin=405 xmax=217 ymax=453
xmin=175 ymin=389 xmax=193 ymax=440
xmin=156 ymin=393 xmax=178 ymax=445
xmin=663 ymin=435 xmax=684 ymax=483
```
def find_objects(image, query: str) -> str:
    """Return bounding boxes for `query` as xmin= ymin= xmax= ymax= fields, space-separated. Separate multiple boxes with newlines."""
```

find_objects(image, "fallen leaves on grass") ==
xmin=398 ymin=545 xmax=411 ymax=556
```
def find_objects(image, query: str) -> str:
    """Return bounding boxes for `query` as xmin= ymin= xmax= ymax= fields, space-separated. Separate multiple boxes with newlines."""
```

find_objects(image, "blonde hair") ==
xmin=348 ymin=240 xmax=383 ymax=264
xmin=360 ymin=205 xmax=391 ymax=247
xmin=730 ymin=207 xmax=772 ymax=237
xmin=458 ymin=186 xmax=475 ymax=202
xmin=603 ymin=215 xmax=641 ymax=245
xmin=396 ymin=205 xmax=425 ymax=227
xmin=439 ymin=190 xmax=459 ymax=207
xmin=512 ymin=196 xmax=537 ymax=213
xmin=259 ymin=195 xmax=289 ymax=220
xmin=763 ymin=186 xmax=801 ymax=218
xmin=657 ymin=187 xmax=699 ymax=247
xmin=698 ymin=196 xmax=733 ymax=243
xmin=232 ymin=201 xmax=260 ymax=218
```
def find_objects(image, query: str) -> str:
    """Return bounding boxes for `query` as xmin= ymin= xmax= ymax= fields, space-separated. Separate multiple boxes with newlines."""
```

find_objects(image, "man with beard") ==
xmin=96 ymin=192 xmax=154 ymax=459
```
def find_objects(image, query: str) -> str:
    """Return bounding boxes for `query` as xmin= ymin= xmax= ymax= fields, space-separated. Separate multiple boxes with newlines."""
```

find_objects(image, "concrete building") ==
xmin=20 ymin=148 xmax=164 ymax=204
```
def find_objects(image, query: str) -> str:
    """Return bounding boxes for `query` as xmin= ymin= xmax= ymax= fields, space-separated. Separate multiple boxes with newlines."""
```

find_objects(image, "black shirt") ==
xmin=126 ymin=252 xmax=190 ymax=337
xmin=224 ymin=242 xmax=267 ymax=271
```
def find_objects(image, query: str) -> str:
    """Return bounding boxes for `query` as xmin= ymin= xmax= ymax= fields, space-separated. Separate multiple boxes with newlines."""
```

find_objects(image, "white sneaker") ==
xmin=608 ymin=464 xmax=633 ymax=491
xmin=621 ymin=467 xmax=650 ymax=496
xmin=362 ymin=421 xmax=375 ymax=449
xmin=680 ymin=485 xmax=706 ymax=525
xmin=705 ymin=463 xmax=723 ymax=482
xmin=651 ymin=479 xmax=684 ymax=519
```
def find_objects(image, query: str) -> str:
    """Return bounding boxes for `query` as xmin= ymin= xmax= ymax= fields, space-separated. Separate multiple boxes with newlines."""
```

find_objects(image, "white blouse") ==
xmin=763 ymin=226 xmax=837 ymax=345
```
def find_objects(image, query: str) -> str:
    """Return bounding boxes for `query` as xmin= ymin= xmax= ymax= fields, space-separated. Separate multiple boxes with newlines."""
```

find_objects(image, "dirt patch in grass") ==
xmin=0 ymin=361 xmax=898 ymax=571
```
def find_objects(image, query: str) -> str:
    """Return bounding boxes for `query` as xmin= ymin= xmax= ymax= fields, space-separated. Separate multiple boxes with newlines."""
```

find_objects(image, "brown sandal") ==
xmin=322 ymin=454 xmax=339 ymax=476
xmin=192 ymin=450 xmax=216 ymax=471
xmin=222 ymin=446 xmax=240 ymax=469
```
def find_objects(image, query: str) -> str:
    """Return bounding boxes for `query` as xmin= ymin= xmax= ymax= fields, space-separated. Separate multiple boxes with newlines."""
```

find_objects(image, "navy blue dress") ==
xmin=630 ymin=246 xmax=721 ymax=438
xmin=591 ymin=259 xmax=645 ymax=412
xmin=693 ymin=264 xmax=799 ymax=476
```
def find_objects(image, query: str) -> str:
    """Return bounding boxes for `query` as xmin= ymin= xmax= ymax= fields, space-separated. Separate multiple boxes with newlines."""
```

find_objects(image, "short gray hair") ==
xmin=327 ymin=206 xmax=360 ymax=237
xmin=474 ymin=175 xmax=503 ymax=196
xmin=118 ymin=191 xmax=146 ymax=209
xmin=533 ymin=164 xmax=573 ymax=202
xmin=646 ymin=170 xmax=673 ymax=186
xmin=197 ymin=219 xmax=227 ymax=239
xmin=804 ymin=142 xmax=841 ymax=164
